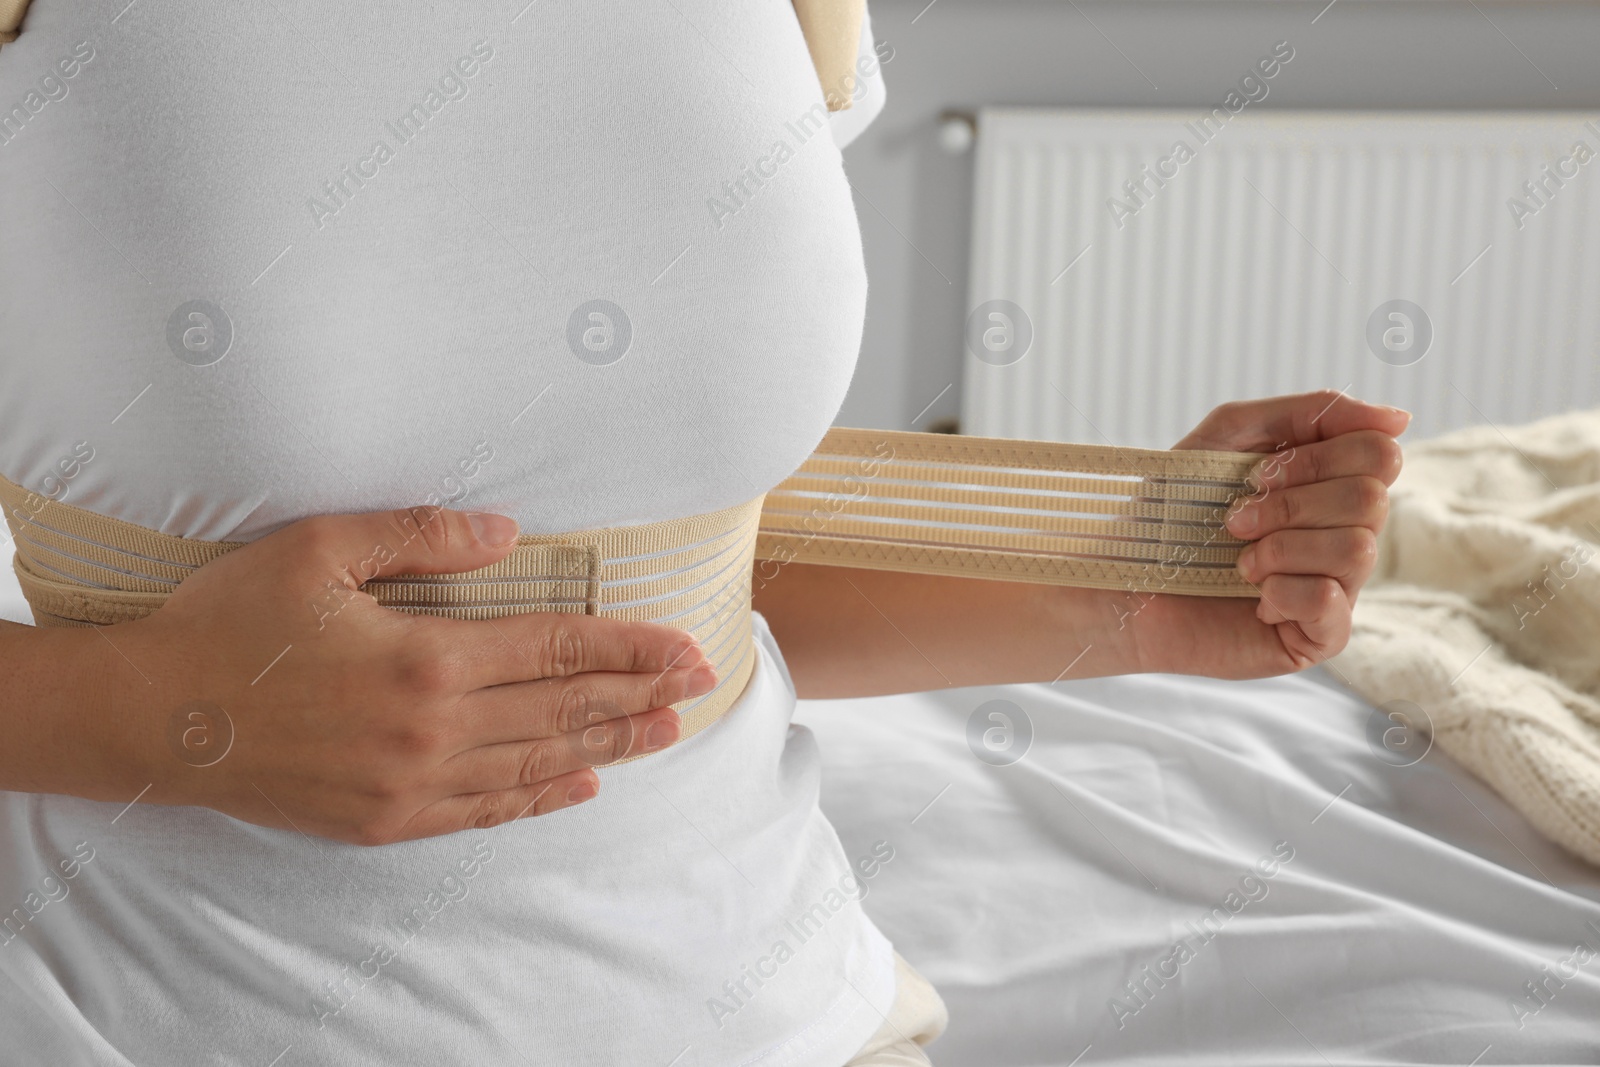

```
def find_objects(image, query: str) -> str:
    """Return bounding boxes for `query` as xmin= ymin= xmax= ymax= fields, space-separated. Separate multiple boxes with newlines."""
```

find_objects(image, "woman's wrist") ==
xmin=1038 ymin=583 xmax=1147 ymax=680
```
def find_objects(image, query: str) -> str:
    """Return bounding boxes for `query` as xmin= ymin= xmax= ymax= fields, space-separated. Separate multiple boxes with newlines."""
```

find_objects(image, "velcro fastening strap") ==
xmin=362 ymin=544 xmax=602 ymax=619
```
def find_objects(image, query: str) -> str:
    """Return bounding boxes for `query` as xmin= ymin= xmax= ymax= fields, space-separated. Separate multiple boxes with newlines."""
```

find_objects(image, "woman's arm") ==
xmin=0 ymin=618 xmax=140 ymax=797
xmin=754 ymin=567 xmax=1140 ymax=698
xmin=755 ymin=392 xmax=1406 ymax=699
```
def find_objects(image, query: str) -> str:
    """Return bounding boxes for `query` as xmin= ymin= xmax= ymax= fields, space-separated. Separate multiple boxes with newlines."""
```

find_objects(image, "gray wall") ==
xmin=838 ymin=0 xmax=1600 ymax=431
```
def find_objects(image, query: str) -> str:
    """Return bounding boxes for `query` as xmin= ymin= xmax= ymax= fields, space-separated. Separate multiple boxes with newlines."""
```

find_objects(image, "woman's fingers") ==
xmin=439 ymin=706 xmax=684 ymax=797
xmin=1226 ymin=475 xmax=1390 ymax=540
xmin=1173 ymin=389 xmax=1412 ymax=452
xmin=1253 ymin=574 xmax=1352 ymax=666
xmin=456 ymin=664 xmax=717 ymax=749
xmin=392 ymin=768 xmax=602 ymax=844
xmin=1237 ymin=526 xmax=1379 ymax=597
xmin=1162 ymin=390 xmax=1407 ymax=678
xmin=427 ymin=612 xmax=706 ymax=690
xmin=1241 ymin=430 xmax=1404 ymax=494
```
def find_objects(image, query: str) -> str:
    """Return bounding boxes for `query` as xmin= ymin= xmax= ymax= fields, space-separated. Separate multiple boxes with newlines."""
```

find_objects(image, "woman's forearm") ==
xmin=0 ymin=620 xmax=148 ymax=800
xmin=751 ymin=563 xmax=1144 ymax=699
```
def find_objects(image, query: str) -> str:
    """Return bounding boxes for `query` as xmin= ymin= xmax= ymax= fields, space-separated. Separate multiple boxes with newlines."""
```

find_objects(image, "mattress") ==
xmin=797 ymin=670 xmax=1600 ymax=1066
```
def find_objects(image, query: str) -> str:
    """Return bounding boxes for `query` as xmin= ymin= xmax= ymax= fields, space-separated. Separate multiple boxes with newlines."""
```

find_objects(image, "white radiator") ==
xmin=961 ymin=108 xmax=1600 ymax=447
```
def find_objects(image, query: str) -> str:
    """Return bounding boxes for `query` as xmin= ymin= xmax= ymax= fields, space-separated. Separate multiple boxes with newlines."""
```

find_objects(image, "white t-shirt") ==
xmin=0 ymin=2 xmax=896 ymax=1064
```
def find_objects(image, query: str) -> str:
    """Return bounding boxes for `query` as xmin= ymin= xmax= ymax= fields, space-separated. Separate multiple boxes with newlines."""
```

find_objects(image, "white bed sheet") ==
xmin=796 ymin=670 xmax=1600 ymax=1066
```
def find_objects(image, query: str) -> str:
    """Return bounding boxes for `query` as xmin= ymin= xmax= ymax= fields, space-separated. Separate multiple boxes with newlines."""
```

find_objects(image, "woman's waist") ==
xmin=0 ymin=467 xmax=767 ymax=745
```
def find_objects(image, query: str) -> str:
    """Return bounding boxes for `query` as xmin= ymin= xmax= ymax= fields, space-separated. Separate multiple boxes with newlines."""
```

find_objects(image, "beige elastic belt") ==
xmin=761 ymin=428 xmax=1263 ymax=596
xmin=0 ymin=428 xmax=1266 ymax=745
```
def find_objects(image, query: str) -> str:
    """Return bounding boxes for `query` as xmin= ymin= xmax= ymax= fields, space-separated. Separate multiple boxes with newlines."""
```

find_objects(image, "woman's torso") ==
xmin=0 ymin=0 xmax=866 ymax=538
xmin=0 ymin=2 xmax=892 ymax=1063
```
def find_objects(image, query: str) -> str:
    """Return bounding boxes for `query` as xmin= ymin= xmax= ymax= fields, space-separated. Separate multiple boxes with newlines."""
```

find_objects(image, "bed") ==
xmin=4 ymin=559 xmax=1598 ymax=1064
xmin=798 ymin=670 xmax=1600 ymax=1065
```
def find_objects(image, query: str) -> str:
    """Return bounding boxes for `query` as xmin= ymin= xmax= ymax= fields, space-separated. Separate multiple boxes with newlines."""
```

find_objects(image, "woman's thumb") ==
xmin=311 ymin=505 xmax=521 ymax=588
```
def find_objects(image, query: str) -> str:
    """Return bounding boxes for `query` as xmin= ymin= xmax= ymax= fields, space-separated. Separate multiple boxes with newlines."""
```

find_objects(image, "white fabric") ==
xmin=0 ymin=2 xmax=898 ymax=1064
xmin=800 ymin=671 xmax=1600 ymax=1066
xmin=1331 ymin=407 xmax=1600 ymax=867
xmin=0 ymin=0 xmax=880 ymax=540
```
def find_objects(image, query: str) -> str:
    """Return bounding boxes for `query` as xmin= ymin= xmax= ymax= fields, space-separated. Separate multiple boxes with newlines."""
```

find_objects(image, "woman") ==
xmin=0 ymin=1 xmax=1402 ymax=1063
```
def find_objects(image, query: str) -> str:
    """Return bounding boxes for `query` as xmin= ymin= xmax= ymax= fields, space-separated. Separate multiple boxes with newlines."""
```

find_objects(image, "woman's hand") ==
xmin=75 ymin=506 xmax=715 ymax=845
xmin=1129 ymin=391 xmax=1408 ymax=679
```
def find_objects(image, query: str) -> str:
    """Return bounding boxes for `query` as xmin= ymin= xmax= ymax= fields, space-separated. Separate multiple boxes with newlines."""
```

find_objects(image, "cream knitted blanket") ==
xmin=1330 ymin=407 xmax=1600 ymax=866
